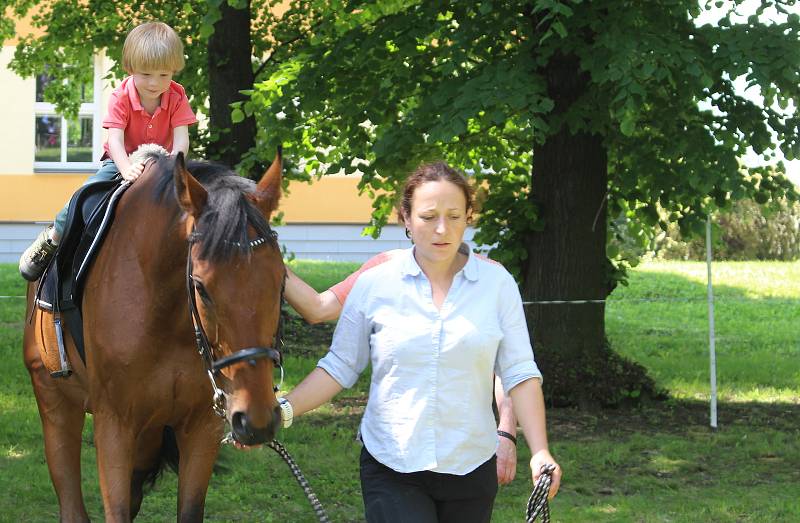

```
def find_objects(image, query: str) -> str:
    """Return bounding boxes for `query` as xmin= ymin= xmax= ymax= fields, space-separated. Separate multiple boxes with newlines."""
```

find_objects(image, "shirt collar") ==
xmin=401 ymin=243 xmax=479 ymax=282
xmin=124 ymin=76 xmax=170 ymax=112
xmin=124 ymin=77 xmax=143 ymax=112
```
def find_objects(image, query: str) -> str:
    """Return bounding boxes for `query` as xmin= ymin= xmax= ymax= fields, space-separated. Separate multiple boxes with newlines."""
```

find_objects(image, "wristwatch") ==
xmin=278 ymin=397 xmax=293 ymax=428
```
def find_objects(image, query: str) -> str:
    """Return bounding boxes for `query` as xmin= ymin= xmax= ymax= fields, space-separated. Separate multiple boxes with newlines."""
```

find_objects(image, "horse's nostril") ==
xmin=232 ymin=411 xmax=249 ymax=436
xmin=231 ymin=410 xmax=278 ymax=446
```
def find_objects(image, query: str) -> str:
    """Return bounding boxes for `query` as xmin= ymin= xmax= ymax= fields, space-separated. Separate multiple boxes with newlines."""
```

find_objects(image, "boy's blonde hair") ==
xmin=122 ymin=22 xmax=185 ymax=73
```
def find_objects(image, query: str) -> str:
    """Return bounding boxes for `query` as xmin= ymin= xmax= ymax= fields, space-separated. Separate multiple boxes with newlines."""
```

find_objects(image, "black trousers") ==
xmin=359 ymin=447 xmax=498 ymax=523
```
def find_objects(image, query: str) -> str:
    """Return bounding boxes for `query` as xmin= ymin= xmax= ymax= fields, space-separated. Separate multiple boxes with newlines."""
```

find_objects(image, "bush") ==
xmin=655 ymin=198 xmax=800 ymax=261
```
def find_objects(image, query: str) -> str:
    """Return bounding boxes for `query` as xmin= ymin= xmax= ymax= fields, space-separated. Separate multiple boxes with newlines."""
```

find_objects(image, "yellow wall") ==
xmin=4 ymin=8 xmax=42 ymax=45
xmin=0 ymin=47 xmax=35 ymax=173
xmin=0 ymin=174 xmax=385 ymax=223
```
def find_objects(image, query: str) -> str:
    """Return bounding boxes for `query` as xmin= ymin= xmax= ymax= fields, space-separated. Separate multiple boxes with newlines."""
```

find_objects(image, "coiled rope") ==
xmin=526 ymin=464 xmax=556 ymax=523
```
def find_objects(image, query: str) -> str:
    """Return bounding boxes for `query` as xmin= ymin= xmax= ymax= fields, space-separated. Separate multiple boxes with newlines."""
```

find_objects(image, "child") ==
xmin=19 ymin=21 xmax=197 ymax=281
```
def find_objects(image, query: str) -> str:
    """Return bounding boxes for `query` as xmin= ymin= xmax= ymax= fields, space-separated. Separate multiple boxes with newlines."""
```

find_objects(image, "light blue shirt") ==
xmin=318 ymin=247 xmax=542 ymax=475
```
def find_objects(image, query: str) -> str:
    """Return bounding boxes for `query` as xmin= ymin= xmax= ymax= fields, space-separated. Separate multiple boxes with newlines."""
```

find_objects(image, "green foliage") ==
xmin=247 ymin=0 xmax=800 ymax=282
xmin=657 ymin=197 xmax=800 ymax=261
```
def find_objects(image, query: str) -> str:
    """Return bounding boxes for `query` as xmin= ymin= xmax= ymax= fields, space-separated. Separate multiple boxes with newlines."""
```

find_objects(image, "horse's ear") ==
xmin=174 ymin=152 xmax=207 ymax=218
xmin=252 ymin=146 xmax=282 ymax=217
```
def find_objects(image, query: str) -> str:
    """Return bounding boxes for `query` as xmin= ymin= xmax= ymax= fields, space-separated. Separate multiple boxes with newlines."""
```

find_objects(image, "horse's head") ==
xmin=174 ymin=150 xmax=286 ymax=445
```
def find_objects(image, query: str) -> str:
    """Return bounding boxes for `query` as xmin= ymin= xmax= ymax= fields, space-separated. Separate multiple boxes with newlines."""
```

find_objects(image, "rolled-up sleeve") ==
xmin=317 ymin=279 xmax=372 ymax=388
xmin=494 ymin=273 xmax=542 ymax=393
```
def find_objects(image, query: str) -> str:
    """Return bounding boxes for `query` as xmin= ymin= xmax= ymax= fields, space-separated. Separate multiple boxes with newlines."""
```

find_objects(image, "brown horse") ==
xmin=23 ymin=149 xmax=286 ymax=521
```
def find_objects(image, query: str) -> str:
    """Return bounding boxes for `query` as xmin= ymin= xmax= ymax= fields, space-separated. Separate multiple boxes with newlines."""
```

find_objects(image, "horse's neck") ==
xmin=115 ymin=177 xmax=187 ymax=280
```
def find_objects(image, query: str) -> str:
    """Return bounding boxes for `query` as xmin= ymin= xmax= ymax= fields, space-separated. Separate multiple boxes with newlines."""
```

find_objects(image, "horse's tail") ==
xmin=141 ymin=426 xmax=180 ymax=489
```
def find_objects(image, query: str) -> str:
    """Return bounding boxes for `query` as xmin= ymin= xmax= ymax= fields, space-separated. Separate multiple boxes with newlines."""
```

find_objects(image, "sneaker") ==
xmin=19 ymin=228 xmax=58 ymax=281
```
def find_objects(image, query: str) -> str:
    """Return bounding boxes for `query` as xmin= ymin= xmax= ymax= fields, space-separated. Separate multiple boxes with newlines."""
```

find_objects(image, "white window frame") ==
xmin=33 ymin=54 xmax=103 ymax=172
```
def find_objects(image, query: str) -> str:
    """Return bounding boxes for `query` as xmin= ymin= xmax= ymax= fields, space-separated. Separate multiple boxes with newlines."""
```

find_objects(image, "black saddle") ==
xmin=35 ymin=177 xmax=130 ymax=364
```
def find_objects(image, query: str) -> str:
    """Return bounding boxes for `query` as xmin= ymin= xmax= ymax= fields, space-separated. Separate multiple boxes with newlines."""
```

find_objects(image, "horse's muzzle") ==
xmin=230 ymin=406 xmax=282 ymax=446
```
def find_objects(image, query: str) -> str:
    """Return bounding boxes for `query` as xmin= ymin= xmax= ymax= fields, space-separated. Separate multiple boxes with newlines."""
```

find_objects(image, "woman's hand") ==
xmin=121 ymin=162 xmax=144 ymax=182
xmin=530 ymin=448 xmax=561 ymax=499
xmin=496 ymin=436 xmax=517 ymax=485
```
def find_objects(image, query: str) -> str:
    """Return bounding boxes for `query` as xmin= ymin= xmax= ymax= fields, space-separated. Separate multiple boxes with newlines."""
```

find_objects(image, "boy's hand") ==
xmin=121 ymin=162 xmax=144 ymax=181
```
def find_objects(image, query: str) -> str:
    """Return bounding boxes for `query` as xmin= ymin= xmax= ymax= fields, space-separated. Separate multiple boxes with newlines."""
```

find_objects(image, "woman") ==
xmin=284 ymin=253 xmax=521 ymax=485
xmin=282 ymin=161 xmax=561 ymax=522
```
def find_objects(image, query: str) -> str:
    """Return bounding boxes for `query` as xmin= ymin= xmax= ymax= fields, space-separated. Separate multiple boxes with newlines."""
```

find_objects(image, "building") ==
xmin=0 ymin=15 xmax=476 ymax=264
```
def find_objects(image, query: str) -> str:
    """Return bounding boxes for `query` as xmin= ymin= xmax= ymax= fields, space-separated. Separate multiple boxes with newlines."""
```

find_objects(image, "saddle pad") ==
xmin=35 ymin=178 xmax=129 ymax=363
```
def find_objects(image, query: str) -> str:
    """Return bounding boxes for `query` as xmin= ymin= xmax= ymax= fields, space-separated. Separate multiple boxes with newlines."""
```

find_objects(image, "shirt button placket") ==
xmin=430 ymin=315 xmax=442 ymax=463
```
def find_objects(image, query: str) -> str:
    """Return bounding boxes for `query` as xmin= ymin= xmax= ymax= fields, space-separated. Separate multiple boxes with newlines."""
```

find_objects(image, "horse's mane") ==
xmin=145 ymin=152 xmax=277 ymax=262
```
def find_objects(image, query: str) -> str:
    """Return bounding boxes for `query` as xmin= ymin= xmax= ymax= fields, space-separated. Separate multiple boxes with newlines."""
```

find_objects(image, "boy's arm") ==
xmin=171 ymin=125 xmax=190 ymax=157
xmin=107 ymin=128 xmax=142 ymax=181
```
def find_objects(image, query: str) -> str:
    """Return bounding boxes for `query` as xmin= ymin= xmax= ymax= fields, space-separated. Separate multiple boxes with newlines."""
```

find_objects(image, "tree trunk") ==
xmin=207 ymin=1 xmax=257 ymax=177
xmin=525 ymin=51 xmax=657 ymax=408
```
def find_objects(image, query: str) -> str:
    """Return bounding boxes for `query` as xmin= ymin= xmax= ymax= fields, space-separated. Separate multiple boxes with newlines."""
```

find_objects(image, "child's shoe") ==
xmin=19 ymin=227 xmax=58 ymax=281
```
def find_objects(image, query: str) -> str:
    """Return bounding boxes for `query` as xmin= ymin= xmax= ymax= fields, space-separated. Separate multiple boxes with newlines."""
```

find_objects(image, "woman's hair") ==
xmin=398 ymin=161 xmax=474 ymax=224
xmin=122 ymin=22 xmax=185 ymax=73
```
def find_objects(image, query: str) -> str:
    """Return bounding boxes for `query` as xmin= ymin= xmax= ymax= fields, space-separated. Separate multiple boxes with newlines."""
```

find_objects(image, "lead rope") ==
xmin=526 ymin=464 xmax=555 ymax=523
xmin=266 ymin=439 xmax=331 ymax=523
xmin=221 ymin=433 xmax=330 ymax=522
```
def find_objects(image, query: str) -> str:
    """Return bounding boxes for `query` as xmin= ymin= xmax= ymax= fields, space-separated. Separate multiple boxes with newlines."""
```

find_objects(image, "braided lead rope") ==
xmin=266 ymin=439 xmax=331 ymax=523
xmin=221 ymin=433 xmax=330 ymax=522
xmin=526 ymin=464 xmax=555 ymax=523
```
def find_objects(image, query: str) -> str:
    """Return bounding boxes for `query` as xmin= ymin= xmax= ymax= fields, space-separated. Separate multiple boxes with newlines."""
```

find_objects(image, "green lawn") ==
xmin=1 ymin=260 xmax=797 ymax=522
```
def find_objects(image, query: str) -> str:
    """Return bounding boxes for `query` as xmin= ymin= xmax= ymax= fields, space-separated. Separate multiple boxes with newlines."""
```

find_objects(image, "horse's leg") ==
xmin=24 ymin=321 xmax=90 ymax=523
xmin=27 ymin=359 xmax=90 ymax=522
xmin=129 ymin=470 xmax=149 ymax=520
xmin=93 ymin=413 xmax=136 ymax=522
xmin=129 ymin=427 xmax=167 ymax=518
xmin=175 ymin=418 xmax=222 ymax=522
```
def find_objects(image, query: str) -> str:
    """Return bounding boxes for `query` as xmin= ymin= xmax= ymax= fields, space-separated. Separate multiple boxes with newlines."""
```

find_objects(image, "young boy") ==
xmin=19 ymin=21 xmax=197 ymax=281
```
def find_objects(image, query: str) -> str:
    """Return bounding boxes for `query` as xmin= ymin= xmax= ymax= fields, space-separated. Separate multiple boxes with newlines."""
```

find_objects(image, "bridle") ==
xmin=185 ymin=229 xmax=285 ymax=418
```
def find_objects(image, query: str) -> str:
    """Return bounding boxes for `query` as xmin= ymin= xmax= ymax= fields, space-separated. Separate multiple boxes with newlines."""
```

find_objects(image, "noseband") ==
xmin=186 ymin=230 xmax=285 ymax=418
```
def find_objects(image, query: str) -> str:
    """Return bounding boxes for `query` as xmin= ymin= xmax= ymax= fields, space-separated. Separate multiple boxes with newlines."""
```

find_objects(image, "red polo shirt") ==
xmin=102 ymin=76 xmax=197 ymax=158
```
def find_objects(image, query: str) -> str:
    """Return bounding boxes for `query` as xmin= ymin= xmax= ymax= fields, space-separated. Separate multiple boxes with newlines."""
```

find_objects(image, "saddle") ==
xmin=34 ymin=178 xmax=130 ymax=376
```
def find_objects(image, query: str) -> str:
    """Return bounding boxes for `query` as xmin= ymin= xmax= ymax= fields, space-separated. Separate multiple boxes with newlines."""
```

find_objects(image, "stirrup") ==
xmin=50 ymin=316 xmax=73 ymax=378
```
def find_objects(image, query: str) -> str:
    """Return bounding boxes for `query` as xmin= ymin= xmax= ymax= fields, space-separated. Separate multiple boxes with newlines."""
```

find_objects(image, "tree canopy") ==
xmin=251 ymin=0 xmax=799 ymax=273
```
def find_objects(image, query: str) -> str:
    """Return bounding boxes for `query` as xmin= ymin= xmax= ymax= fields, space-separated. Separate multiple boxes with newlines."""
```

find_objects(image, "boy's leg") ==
xmin=19 ymin=160 xmax=119 ymax=281
xmin=53 ymin=159 xmax=119 ymax=241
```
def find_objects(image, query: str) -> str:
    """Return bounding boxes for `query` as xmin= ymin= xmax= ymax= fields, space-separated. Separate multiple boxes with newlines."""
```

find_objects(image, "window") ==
xmin=34 ymin=57 xmax=103 ymax=171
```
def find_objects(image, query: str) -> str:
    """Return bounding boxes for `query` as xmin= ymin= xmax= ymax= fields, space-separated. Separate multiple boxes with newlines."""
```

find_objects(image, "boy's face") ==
xmin=131 ymin=69 xmax=174 ymax=104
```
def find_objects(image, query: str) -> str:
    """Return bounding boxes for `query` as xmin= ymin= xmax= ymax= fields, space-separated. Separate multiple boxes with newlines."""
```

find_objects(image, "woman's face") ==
xmin=404 ymin=180 xmax=468 ymax=267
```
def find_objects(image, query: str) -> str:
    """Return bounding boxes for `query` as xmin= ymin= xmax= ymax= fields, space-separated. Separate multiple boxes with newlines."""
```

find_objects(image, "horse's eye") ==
xmin=193 ymin=280 xmax=212 ymax=302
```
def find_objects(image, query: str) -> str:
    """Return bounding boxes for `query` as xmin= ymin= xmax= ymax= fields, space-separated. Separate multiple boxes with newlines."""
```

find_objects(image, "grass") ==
xmin=1 ymin=260 xmax=798 ymax=522
xmin=607 ymin=261 xmax=800 ymax=403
